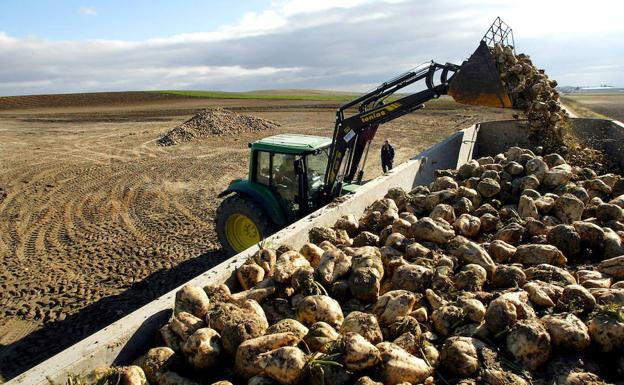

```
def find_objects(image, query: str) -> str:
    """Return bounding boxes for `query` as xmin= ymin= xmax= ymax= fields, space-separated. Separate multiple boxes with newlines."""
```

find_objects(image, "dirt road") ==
xmin=0 ymin=92 xmax=514 ymax=380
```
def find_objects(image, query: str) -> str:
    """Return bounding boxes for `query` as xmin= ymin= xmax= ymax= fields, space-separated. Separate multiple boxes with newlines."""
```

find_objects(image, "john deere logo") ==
xmin=361 ymin=102 xmax=401 ymax=123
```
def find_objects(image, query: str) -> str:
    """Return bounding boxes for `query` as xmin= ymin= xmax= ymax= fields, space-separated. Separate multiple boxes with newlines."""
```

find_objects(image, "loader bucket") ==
xmin=449 ymin=41 xmax=513 ymax=108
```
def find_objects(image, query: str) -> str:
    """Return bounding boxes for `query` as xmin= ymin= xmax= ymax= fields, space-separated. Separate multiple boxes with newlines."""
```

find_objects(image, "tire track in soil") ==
xmin=1 ymin=157 xmax=221 ymax=317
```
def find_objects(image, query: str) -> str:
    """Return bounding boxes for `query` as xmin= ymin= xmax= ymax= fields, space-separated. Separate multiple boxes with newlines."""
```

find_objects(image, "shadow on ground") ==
xmin=0 ymin=249 xmax=226 ymax=381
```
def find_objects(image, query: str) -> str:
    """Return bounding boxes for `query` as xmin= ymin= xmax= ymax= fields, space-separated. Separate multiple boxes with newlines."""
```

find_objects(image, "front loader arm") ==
xmin=322 ymin=36 xmax=515 ymax=201
xmin=323 ymin=62 xmax=459 ymax=199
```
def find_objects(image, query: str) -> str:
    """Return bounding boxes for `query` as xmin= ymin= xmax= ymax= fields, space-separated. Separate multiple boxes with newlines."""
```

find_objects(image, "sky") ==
xmin=0 ymin=0 xmax=623 ymax=96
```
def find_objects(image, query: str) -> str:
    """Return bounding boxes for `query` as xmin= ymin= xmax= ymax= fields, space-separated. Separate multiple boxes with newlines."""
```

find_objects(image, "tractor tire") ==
xmin=216 ymin=193 xmax=276 ymax=255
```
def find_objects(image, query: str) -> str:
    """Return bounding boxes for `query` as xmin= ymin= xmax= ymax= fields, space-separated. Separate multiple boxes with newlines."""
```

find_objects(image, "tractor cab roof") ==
xmin=250 ymin=133 xmax=332 ymax=154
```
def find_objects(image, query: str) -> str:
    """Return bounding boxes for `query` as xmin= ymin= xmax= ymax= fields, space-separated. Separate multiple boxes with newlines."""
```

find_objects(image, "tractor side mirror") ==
xmin=294 ymin=159 xmax=304 ymax=175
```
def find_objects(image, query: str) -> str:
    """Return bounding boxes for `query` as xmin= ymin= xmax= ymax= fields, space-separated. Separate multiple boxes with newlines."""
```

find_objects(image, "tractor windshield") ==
xmin=252 ymin=148 xmax=329 ymax=219
xmin=306 ymin=148 xmax=329 ymax=200
xmin=273 ymin=154 xmax=297 ymax=198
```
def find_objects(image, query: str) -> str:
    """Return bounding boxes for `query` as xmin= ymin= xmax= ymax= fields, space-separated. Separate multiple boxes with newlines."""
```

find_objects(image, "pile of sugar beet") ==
xmin=492 ymin=43 xmax=614 ymax=173
xmin=492 ymin=43 xmax=566 ymax=139
xmin=82 ymin=146 xmax=624 ymax=385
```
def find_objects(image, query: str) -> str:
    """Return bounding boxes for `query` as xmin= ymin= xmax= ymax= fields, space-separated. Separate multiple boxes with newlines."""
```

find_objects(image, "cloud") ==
xmin=1 ymin=0 xmax=623 ymax=95
xmin=79 ymin=7 xmax=97 ymax=16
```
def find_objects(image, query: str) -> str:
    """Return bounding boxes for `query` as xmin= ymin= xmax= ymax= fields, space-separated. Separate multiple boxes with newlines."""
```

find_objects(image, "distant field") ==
xmin=156 ymin=89 xmax=359 ymax=101
xmin=561 ymin=93 xmax=624 ymax=122
xmin=0 ymin=91 xmax=344 ymax=113
xmin=0 ymin=89 xmax=445 ymax=112
xmin=0 ymin=91 xmax=190 ymax=111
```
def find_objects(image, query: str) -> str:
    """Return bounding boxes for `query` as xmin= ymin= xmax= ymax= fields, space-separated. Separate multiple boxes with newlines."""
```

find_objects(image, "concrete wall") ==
xmin=9 ymin=118 xmax=621 ymax=384
xmin=473 ymin=119 xmax=531 ymax=156
xmin=570 ymin=118 xmax=624 ymax=169
xmin=474 ymin=118 xmax=624 ymax=170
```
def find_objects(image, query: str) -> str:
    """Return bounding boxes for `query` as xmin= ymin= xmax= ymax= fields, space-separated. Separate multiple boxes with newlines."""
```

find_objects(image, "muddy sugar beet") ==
xmin=492 ymin=44 xmax=617 ymax=174
xmin=493 ymin=44 xmax=567 ymax=143
xmin=81 ymin=147 xmax=624 ymax=385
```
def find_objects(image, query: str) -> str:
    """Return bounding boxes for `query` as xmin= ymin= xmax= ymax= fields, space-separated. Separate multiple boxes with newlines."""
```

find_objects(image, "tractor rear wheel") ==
xmin=216 ymin=194 xmax=276 ymax=255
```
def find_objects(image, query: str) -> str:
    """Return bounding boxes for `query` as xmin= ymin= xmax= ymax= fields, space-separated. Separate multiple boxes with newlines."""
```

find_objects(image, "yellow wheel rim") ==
xmin=225 ymin=213 xmax=260 ymax=253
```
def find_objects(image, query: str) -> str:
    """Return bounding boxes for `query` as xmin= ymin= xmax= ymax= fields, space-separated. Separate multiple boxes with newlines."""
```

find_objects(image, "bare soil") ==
xmin=0 ymin=92 xmax=514 ymax=381
xmin=561 ymin=93 xmax=624 ymax=122
xmin=0 ymin=91 xmax=192 ymax=111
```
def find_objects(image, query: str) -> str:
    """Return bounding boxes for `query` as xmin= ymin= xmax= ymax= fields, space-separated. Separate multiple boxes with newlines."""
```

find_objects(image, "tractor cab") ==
xmin=216 ymin=134 xmax=333 ymax=254
xmin=250 ymin=134 xmax=332 ymax=219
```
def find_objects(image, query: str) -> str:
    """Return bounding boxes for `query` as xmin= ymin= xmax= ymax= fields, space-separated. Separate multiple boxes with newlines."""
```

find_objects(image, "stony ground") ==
xmin=0 ymin=92 xmax=514 ymax=381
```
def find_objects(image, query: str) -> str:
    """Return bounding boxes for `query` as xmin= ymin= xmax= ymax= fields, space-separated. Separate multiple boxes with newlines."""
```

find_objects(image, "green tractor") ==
xmin=216 ymin=22 xmax=516 ymax=254
xmin=216 ymin=134 xmax=348 ymax=254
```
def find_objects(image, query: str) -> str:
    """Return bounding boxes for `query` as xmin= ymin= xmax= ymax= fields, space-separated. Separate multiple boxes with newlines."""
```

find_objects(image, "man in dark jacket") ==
xmin=381 ymin=139 xmax=395 ymax=173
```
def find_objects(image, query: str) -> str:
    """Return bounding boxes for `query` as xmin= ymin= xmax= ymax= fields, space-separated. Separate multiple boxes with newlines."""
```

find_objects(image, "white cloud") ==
xmin=0 ymin=31 xmax=17 ymax=44
xmin=147 ymin=0 xmax=399 ymax=44
xmin=0 ymin=0 xmax=623 ymax=95
xmin=276 ymin=0 xmax=370 ymax=16
xmin=347 ymin=12 xmax=389 ymax=24
xmin=79 ymin=7 xmax=97 ymax=16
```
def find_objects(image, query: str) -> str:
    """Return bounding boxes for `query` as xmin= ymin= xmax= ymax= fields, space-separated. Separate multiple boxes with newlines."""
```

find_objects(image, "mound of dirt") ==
xmin=158 ymin=107 xmax=279 ymax=146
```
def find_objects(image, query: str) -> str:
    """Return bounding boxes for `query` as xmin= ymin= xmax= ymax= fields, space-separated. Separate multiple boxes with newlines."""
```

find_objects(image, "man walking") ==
xmin=381 ymin=139 xmax=395 ymax=173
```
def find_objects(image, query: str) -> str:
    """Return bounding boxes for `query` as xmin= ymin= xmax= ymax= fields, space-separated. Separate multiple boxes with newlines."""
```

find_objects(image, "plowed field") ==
xmin=0 ymin=92 xmax=514 ymax=381
xmin=561 ymin=93 xmax=624 ymax=122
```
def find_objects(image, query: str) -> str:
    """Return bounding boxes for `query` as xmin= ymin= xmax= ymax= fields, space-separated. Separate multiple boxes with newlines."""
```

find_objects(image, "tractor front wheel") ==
xmin=216 ymin=194 xmax=276 ymax=255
